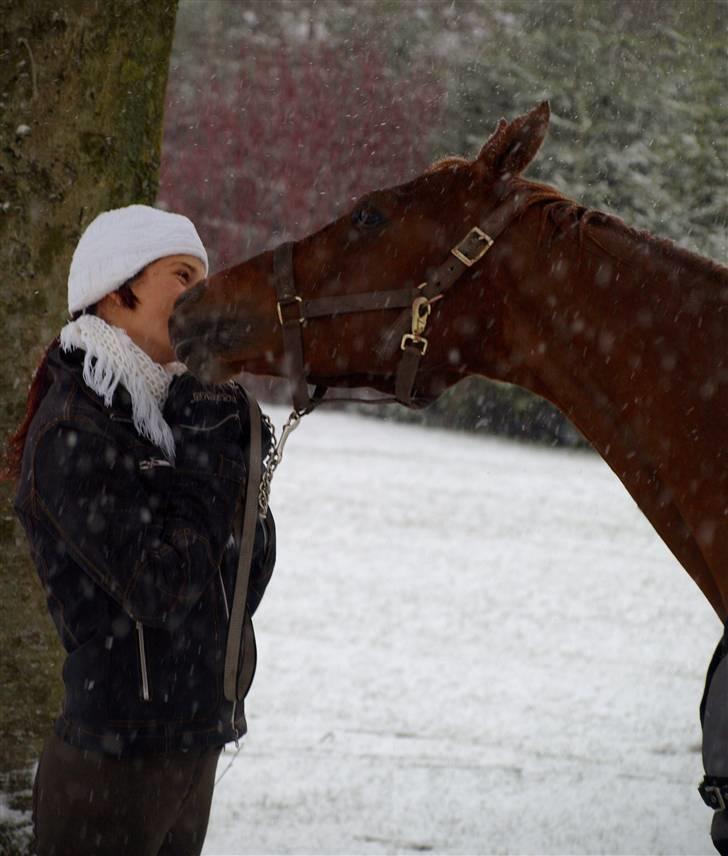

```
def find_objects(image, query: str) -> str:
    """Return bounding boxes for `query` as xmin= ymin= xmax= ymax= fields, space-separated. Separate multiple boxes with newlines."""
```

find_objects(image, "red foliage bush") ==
xmin=160 ymin=40 xmax=443 ymax=270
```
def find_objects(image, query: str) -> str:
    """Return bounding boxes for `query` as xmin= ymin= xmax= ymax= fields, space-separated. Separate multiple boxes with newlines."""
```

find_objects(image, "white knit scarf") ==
xmin=60 ymin=315 xmax=185 ymax=461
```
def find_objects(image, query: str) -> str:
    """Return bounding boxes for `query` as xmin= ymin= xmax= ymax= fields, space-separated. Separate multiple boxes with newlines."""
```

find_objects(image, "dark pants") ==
xmin=32 ymin=732 xmax=222 ymax=856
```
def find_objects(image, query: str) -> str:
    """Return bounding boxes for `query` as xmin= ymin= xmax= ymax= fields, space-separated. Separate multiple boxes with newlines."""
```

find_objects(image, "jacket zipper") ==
xmin=219 ymin=568 xmax=230 ymax=621
xmin=135 ymin=621 xmax=151 ymax=702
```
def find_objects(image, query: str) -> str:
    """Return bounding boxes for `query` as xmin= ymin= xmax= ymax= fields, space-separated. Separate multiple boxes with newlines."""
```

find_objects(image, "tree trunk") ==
xmin=0 ymin=1 xmax=177 ymax=850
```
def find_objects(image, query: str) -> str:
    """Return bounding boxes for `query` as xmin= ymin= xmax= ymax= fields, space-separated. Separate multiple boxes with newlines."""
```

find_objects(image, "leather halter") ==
xmin=272 ymin=188 xmax=527 ymax=413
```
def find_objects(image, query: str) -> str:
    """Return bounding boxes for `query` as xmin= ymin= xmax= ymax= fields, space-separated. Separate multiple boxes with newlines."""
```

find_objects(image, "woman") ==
xmin=5 ymin=204 xmax=275 ymax=855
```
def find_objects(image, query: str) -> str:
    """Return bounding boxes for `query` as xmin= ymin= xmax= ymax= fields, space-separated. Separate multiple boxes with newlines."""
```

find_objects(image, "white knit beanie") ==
xmin=67 ymin=204 xmax=209 ymax=314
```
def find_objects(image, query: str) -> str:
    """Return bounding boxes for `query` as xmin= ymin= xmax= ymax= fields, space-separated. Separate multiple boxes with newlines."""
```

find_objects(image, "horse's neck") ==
xmin=499 ymin=211 xmax=728 ymax=615
xmin=517 ymin=211 xmax=728 ymax=436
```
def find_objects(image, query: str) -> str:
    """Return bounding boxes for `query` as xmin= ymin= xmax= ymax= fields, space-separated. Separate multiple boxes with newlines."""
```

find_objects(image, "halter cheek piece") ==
xmin=272 ymin=188 xmax=527 ymax=414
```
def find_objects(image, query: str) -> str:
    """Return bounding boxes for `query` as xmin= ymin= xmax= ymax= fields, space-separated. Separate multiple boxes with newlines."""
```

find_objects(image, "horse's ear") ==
xmin=476 ymin=101 xmax=550 ymax=179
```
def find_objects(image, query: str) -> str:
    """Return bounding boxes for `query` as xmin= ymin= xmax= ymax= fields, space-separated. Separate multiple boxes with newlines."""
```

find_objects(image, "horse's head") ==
xmin=170 ymin=102 xmax=551 ymax=402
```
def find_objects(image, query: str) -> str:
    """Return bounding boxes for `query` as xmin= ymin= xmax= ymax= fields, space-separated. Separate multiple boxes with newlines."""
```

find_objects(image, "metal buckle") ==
xmin=400 ymin=295 xmax=431 ymax=355
xmin=276 ymin=295 xmax=305 ymax=326
xmin=400 ymin=333 xmax=428 ymax=355
xmin=701 ymin=784 xmax=727 ymax=811
xmin=451 ymin=227 xmax=494 ymax=267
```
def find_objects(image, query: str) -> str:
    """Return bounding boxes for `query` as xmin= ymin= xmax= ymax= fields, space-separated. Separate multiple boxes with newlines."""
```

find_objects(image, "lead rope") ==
xmin=218 ymin=386 xmax=415 ymax=788
xmin=216 ymin=392 xmax=406 ymax=787
xmin=215 ymin=407 xmax=305 ymax=788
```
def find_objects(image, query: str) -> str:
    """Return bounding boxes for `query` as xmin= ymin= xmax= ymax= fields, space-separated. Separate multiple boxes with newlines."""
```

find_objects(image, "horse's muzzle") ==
xmin=169 ymin=281 xmax=245 ymax=381
xmin=173 ymin=278 xmax=208 ymax=317
xmin=169 ymin=280 xmax=208 ymax=345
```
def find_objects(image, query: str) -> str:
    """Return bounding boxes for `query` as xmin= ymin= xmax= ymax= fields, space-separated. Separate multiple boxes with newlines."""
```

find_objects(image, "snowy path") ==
xmin=203 ymin=407 xmax=720 ymax=855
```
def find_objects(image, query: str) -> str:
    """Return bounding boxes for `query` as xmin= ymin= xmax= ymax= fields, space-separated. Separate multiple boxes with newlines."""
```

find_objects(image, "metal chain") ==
xmin=258 ymin=409 xmax=305 ymax=517
xmin=212 ymin=409 xmax=305 ymax=786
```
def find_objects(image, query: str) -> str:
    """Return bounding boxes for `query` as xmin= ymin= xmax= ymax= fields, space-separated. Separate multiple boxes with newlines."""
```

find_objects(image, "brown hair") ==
xmin=1 ymin=279 xmax=141 ymax=485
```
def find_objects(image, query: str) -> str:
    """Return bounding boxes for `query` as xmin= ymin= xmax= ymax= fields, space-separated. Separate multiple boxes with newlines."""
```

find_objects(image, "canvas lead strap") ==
xmin=223 ymin=389 xmax=263 ymax=703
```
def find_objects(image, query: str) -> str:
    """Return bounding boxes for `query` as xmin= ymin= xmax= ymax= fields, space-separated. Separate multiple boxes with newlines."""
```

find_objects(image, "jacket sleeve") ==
xmin=29 ymin=415 xmax=245 ymax=629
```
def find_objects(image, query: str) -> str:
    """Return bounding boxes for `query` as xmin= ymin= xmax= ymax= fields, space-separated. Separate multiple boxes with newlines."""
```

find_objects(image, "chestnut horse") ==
xmin=172 ymin=101 xmax=728 ymax=619
xmin=170 ymin=102 xmax=728 ymax=836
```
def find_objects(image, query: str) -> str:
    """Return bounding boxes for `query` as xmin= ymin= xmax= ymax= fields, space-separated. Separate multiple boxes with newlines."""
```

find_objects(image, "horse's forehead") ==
xmin=387 ymin=167 xmax=466 ymax=205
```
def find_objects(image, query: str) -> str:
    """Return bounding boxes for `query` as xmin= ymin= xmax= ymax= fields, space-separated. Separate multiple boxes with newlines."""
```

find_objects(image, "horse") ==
xmin=170 ymin=102 xmax=728 ymax=845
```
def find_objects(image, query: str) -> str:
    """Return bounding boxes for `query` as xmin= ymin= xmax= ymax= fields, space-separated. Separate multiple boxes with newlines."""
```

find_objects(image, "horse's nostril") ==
xmin=174 ymin=280 xmax=207 ymax=310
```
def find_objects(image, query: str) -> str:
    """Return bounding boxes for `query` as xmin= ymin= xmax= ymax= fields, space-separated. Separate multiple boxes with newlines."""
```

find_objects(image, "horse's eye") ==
xmin=351 ymin=205 xmax=386 ymax=228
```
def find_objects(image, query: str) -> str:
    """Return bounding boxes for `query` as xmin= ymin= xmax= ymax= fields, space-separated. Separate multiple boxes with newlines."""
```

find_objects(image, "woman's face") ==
xmin=99 ymin=254 xmax=206 ymax=364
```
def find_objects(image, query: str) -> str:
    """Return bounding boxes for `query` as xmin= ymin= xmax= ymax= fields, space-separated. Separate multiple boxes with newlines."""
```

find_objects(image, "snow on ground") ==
xmin=203 ymin=407 xmax=721 ymax=856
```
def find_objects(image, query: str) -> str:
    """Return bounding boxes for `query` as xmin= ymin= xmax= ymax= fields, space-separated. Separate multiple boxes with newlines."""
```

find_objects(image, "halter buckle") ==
xmin=401 ymin=333 xmax=428 ymax=355
xmin=451 ymin=227 xmax=494 ymax=267
xmin=400 ymin=295 xmax=431 ymax=355
xmin=277 ymin=295 xmax=306 ymax=326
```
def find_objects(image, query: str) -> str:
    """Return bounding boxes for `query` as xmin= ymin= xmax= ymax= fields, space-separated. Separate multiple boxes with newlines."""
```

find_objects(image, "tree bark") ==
xmin=0 ymin=1 xmax=177 ymax=850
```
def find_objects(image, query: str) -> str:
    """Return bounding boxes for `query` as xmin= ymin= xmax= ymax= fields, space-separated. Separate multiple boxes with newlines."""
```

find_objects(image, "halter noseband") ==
xmin=272 ymin=188 xmax=527 ymax=414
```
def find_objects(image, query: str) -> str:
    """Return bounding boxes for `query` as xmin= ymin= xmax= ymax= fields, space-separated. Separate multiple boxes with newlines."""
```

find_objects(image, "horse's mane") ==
xmin=426 ymin=156 xmax=470 ymax=174
xmin=516 ymin=178 xmax=728 ymax=282
xmin=424 ymin=159 xmax=726 ymax=279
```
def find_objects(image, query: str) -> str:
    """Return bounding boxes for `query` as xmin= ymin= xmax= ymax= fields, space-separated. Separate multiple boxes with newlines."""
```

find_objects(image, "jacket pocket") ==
xmin=135 ymin=621 xmax=151 ymax=702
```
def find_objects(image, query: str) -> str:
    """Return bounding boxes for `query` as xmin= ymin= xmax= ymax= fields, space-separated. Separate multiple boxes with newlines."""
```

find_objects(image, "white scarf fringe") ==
xmin=60 ymin=315 xmax=185 ymax=462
